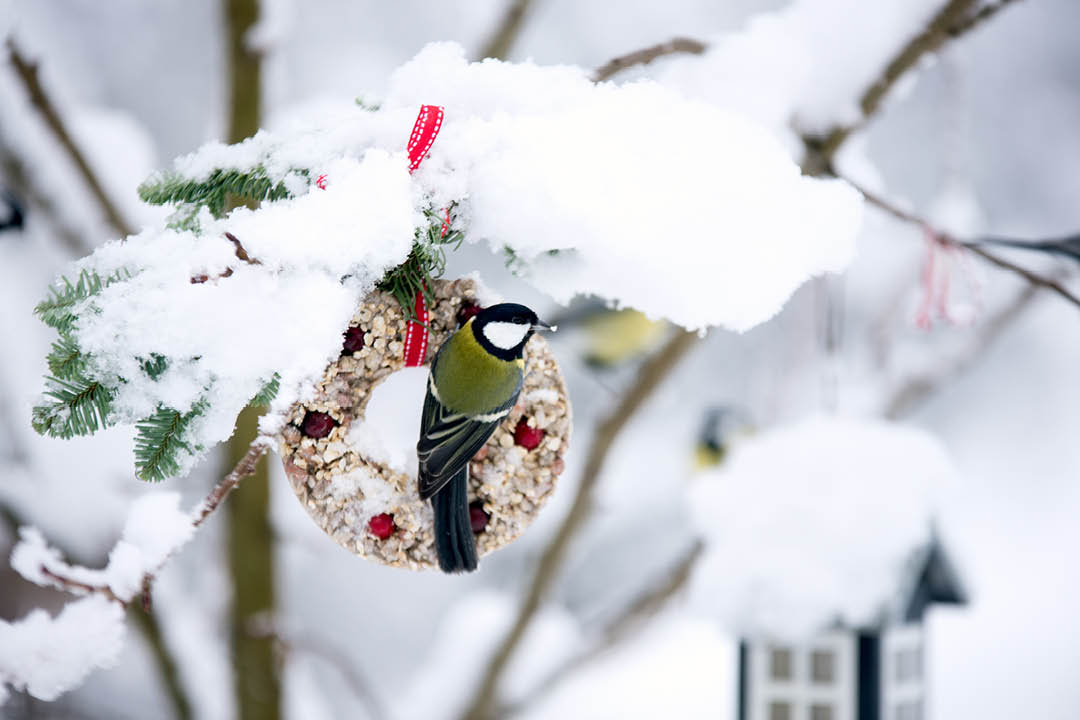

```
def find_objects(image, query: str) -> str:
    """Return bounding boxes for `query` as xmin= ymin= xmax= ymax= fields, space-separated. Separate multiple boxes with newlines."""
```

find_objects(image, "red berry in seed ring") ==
xmin=513 ymin=418 xmax=545 ymax=450
xmin=368 ymin=513 xmax=395 ymax=539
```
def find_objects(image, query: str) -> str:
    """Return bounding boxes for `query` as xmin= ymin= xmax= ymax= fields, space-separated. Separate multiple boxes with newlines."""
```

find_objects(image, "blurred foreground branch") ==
xmin=5 ymin=40 xmax=136 ymax=238
xmin=501 ymin=541 xmax=704 ymax=716
xmin=461 ymin=329 xmax=700 ymax=720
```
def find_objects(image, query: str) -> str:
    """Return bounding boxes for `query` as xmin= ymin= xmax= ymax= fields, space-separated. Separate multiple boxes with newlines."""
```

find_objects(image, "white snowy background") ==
xmin=1 ymin=0 xmax=1079 ymax=719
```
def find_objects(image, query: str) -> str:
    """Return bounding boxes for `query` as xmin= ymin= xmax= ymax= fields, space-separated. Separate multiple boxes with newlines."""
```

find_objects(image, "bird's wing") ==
xmin=417 ymin=373 xmax=521 ymax=501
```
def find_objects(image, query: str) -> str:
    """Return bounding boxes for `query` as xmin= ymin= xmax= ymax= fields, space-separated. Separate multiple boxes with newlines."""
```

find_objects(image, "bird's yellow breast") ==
xmin=432 ymin=320 xmax=523 ymax=415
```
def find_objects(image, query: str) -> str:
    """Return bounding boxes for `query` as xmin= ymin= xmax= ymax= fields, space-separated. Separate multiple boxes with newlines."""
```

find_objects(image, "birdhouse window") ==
xmin=768 ymin=700 xmax=792 ymax=720
xmin=769 ymin=647 xmax=793 ymax=681
xmin=810 ymin=704 xmax=834 ymax=720
xmin=895 ymin=647 xmax=922 ymax=684
xmin=810 ymin=649 xmax=835 ymax=684
xmin=895 ymin=700 xmax=923 ymax=720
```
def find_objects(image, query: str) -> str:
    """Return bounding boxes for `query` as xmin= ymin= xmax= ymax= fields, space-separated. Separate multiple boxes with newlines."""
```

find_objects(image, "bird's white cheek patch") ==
xmin=483 ymin=321 xmax=530 ymax=350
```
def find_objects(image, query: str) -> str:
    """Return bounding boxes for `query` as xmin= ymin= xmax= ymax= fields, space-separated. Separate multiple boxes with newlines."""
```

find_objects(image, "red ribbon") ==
xmin=403 ymin=105 xmax=446 ymax=366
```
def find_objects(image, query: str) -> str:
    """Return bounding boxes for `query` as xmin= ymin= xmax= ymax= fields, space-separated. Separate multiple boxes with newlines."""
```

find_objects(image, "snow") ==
xmin=345 ymin=365 xmax=427 ymax=478
xmin=687 ymin=415 xmax=954 ymax=639
xmin=11 ymin=492 xmax=194 ymax=602
xmin=59 ymin=41 xmax=860 ymax=480
xmin=656 ymin=0 xmax=946 ymax=145
xmin=0 ymin=595 xmax=126 ymax=703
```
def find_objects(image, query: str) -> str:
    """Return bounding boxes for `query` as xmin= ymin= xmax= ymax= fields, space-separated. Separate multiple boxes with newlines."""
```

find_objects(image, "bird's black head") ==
xmin=470 ymin=303 xmax=551 ymax=360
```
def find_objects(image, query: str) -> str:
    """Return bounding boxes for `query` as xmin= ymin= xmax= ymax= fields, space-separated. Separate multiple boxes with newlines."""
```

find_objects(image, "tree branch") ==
xmin=5 ymin=39 xmax=136 ymax=238
xmin=477 ymin=0 xmax=538 ymax=61
xmin=845 ymin=176 xmax=1080 ymax=310
xmin=29 ymin=441 xmax=269 ymax=605
xmin=947 ymin=0 xmax=1025 ymax=37
xmin=803 ymin=0 xmax=980 ymax=173
xmin=884 ymin=280 xmax=1041 ymax=418
xmin=460 ymin=329 xmax=700 ymax=720
xmin=500 ymin=541 xmax=704 ymax=716
xmin=592 ymin=37 xmax=707 ymax=82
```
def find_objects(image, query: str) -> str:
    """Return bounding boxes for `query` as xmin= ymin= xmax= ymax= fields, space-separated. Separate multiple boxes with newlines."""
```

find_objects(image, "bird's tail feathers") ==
xmin=430 ymin=467 xmax=478 ymax=573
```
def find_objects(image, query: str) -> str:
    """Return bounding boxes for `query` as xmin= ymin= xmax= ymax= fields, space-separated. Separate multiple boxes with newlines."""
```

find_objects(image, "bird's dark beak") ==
xmin=534 ymin=319 xmax=557 ymax=332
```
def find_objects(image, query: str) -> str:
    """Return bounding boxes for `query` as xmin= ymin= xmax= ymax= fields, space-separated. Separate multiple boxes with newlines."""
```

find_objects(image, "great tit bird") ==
xmin=417 ymin=302 xmax=553 ymax=573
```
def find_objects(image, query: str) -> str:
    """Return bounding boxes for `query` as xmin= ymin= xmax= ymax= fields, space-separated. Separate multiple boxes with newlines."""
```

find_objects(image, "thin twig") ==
xmin=477 ymin=0 xmax=538 ymax=61
xmin=592 ymin=37 xmax=707 ymax=82
xmin=803 ymin=0 xmax=979 ymax=172
xmin=194 ymin=441 xmax=268 ymax=528
xmin=947 ymin=0 xmax=1025 ymax=37
xmin=0 ymin=146 xmax=92 ymax=256
xmin=5 ymin=40 xmax=136 ymax=238
xmin=884 ymin=280 xmax=1041 ymax=418
xmin=460 ymin=329 xmax=700 ymax=720
xmin=845 ymin=175 xmax=1080 ymax=309
xmin=500 ymin=541 xmax=704 ymax=716
xmin=34 ymin=441 xmax=268 ymax=605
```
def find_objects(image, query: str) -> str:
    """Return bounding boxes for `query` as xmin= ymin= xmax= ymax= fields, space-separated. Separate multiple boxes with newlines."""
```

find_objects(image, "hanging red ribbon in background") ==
xmin=403 ymin=104 xmax=446 ymax=367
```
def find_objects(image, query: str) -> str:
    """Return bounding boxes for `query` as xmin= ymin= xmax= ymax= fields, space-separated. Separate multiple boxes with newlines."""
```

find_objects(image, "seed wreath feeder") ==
xmin=279 ymin=277 xmax=572 ymax=569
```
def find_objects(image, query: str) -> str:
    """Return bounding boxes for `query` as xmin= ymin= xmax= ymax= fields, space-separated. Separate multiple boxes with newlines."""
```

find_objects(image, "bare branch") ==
xmin=477 ymin=0 xmax=538 ymax=61
xmin=845 ymin=176 xmax=1080 ymax=310
xmin=947 ymin=0 xmax=1026 ymax=37
xmin=249 ymin=623 xmax=388 ymax=720
xmin=502 ymin=541 xmax=704 ymax=716
xmin=884 ymin=280 xmax=1041 ymax=418
xmin=592 ymin=37 xmax=707 ymax=83
xmin=460 ymin=329 xmax=700 ymax=720
xmin=803 ymin=0 xmax=979 ymax=172
xmin=5 ymin=40 xmax=136 ymax=238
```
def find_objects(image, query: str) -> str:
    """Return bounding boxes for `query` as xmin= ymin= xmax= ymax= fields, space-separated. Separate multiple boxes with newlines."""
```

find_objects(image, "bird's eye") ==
xmin=513 ymin=316 xmax=527 ymax=324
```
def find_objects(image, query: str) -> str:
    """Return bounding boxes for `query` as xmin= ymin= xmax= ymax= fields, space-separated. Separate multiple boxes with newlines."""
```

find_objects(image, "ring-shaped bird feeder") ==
xmin=278 ymin=277 xmax=572 ymax=569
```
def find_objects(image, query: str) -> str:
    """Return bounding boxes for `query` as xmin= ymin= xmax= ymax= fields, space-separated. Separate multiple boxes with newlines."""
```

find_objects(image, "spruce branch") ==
xmin=32 ymin=376 xmax=115 ymax=439
xmin=34 ymin=268 xmax=129 ymax=333
xmin=378 ymin=208 xmax=464 ymax=317
xmin=460 ymin=329 xmax=701 ymax=720
xmin=138 ymin=167 xmax=298 ymax=219
xmin=45 ymin=335 xmax=87 ymax=380
xmin=250 ymin=373 xmax=280 ymax=407
xmin=134 ymin=400 xmax=207 ymax=483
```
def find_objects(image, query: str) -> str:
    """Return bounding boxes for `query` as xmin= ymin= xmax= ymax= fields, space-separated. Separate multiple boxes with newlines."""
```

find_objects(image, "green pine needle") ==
xmin=35 ymin=268 xmax=129 ymax=333
xmin=141 ymin=354 xmax=169 ymax=380
xmin=32 ymin=376 xmax=115 ymax=439
xmin=138 ymin=167 xmax=300 ymax=219
xmin=134 ymin=400 xmax=206 ymax=482
xmin=377 ymin=208 xmax=464 ymax=317
xmin=46 ymin=335 xmax=88 ymax=380
xmin=251 ymin=373 xmax=280 ymax=407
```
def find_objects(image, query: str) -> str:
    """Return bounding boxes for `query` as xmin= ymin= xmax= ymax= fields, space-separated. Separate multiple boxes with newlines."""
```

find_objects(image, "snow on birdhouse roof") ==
xmin=686 ymin=414 xmax=966 ymax=640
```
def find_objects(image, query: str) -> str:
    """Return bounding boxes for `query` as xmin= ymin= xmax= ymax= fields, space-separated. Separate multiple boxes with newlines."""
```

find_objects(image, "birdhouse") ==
xmin=737 ymin=533 xmax=968 ymax=720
